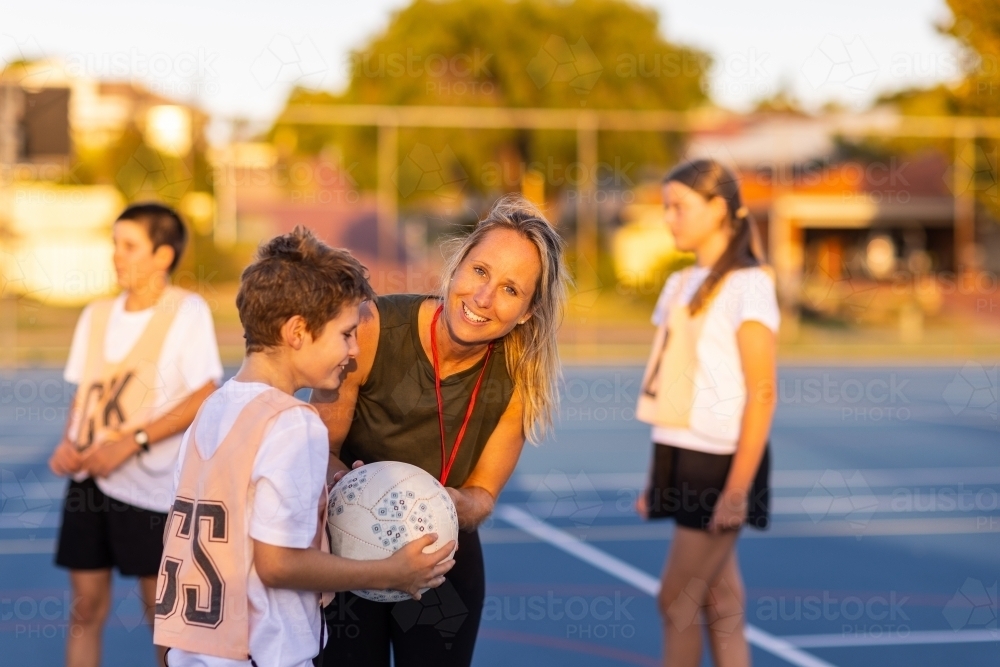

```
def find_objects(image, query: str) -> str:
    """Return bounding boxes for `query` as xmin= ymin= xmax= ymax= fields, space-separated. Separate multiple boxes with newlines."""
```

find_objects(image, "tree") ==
xmin=272 ymin=0 xmax=711 ymax=197
xmin=941 ymin=0 xmax=1000 ymax=117
xmin=858 ymin=1 xmax=999 ymax=219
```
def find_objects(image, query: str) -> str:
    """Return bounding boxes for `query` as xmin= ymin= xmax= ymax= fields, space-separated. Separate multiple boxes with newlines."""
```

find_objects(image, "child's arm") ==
xmin=253 ymin=534 xmax=456 ymax=600
xmin=49 ymin=391 xmax=82 ymax=476
xmin=50 ymin=305 xmax=90 ymax=477
xmin=84 ymin=380 xmax=217 ymax=478
xmin=708 ymin=320 xmax=776 ymax=532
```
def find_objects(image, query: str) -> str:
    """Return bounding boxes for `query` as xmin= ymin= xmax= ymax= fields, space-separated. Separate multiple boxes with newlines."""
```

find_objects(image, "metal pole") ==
xmin=213 ymin=145 xmax=238 ymax=248
xmin=953 ymin=123 xmax=977 ymax=275
xmin=377 ymin=121 xmax=398 ymax=272
xmin=0 ymin=83 xmax=20 ymax=371
xmin=576 ymin=112 xmax=598 ymax=292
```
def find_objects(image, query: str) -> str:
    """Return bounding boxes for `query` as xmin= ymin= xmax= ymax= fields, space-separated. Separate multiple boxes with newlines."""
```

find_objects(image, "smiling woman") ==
xmin=312 ymin=194 xmax=569 ymax=667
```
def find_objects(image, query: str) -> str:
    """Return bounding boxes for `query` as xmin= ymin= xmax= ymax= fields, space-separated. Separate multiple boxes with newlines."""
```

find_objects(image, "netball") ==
xmin=327 ymin=461 xmax=460 ymax=602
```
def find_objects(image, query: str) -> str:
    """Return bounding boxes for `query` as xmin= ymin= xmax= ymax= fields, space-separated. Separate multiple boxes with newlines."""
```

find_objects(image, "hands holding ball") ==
xmin=328 ymin=461 xmax=460 ymax=601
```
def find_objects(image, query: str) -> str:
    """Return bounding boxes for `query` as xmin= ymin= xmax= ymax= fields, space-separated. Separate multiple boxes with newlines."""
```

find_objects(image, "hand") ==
xmin=331 ymin=460 xmax=364 ymax=487
xmin=446 ymin=486 xmax=495 ymax=530
xmin=49 ymin=439 xmax=83 ymax=477
xmin=83 ymin=432 xmax=139 ymax=478
xmin=635 ymin=487 xmax=650 ymax=520
xmin=386 ymin=534 xmax=456 ymax=600
xmin=707 ymin=488 xmax=748 ymax=533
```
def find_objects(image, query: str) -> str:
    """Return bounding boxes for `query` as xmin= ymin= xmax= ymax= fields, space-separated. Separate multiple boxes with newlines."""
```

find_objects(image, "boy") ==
xmin=48 ymin=202 xmax=223 ymax=667
xmin=154 ymin=227 xmax=454 ymax=666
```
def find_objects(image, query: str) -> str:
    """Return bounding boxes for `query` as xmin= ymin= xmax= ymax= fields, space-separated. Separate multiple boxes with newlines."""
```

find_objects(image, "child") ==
xmin=636 ymin=159 xmax=778 ymax=667
xmin=48 ymin=202 xmax=223 ymax=667
xmin=154 ymin=227 xmax=455 ymax=667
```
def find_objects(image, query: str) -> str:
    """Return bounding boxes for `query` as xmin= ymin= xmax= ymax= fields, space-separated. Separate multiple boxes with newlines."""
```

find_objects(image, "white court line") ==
xmin=510 ymin=468 xmax=1000 ymax=492
xmin=785 ymin=628 xmax=999 ymax=648
xmin=495 ymin=505 xmax=837 ymax=667
xmin=0 ymin=538 xmax=55 ymax=555
xmin=478 ymin=515 xmax=1000 ymax=544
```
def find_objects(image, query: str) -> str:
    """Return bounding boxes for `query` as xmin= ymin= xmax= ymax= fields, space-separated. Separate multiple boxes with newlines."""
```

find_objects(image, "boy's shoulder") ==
xmin=216 ymin=382 xmax=321 ymax=429
xmin=191 ymin=384 xmax=324 ymax=461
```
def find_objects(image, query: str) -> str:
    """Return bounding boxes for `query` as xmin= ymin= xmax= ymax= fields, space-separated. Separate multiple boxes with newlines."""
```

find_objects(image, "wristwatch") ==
xmin=134 ymin=429 xmax=150 ymax=453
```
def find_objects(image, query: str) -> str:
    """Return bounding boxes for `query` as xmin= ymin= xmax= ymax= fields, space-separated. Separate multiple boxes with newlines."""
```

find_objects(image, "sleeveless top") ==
xmin=69 ymin=287 xmax=187 ymax=490
xmin=340 ymin=294 xmax=515 ymax=488
xmin=154 ymin=388 xmax=331 ymax=660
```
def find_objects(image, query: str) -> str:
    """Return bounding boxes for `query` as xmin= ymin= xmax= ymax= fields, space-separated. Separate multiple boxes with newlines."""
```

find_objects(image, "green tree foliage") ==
xmin=859 ymin=1 xmax=999 ymax=218
xmin=942 ymin=0 xmax=1000 ymax=116
xmin=273 ymin=0 xmax=710 ymax=197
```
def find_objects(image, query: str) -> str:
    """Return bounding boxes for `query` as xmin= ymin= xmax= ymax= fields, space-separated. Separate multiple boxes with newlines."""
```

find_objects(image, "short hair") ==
xmin=237 ymin=226 xmax=375 ymax=354
xmin=115 ymin=202 xmax=188 ymax=274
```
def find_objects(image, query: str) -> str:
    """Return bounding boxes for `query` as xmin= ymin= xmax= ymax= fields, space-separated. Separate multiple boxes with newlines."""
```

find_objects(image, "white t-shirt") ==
xmin=650 ymin=266 xmax=780 ymax=454
xmin=167 ymin=379 xmax=330 ymax=667
xmin=64 ymin=291 xmax=223 ymax=512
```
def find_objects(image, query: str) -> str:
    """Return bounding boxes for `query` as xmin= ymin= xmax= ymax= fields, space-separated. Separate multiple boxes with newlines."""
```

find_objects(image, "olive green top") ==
xmin=340 ymin=294 xmax=515 ymax=487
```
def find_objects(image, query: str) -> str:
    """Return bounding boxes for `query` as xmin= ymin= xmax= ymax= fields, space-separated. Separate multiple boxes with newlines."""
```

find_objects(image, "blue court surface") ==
xmin=2 ymin=365 xmax=998 ymax=666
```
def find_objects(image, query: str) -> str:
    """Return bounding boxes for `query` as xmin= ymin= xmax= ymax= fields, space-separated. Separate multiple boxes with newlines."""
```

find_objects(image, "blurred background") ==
xmin=0 ymin=0 xmax=997 ymax=365
xmin=1 ymin=1 xmax=998 ymax=666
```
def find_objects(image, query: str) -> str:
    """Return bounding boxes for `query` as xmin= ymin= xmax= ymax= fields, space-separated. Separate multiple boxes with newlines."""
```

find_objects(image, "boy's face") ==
xmin=113 ymin=220 xmax=173 ymax=290
xmin=297 ymin=301 xmax=362 ymax=391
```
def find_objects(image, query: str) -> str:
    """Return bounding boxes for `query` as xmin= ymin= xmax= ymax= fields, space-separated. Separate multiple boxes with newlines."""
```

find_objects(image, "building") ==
xmin=614 ymin=108 xmax=999 ymax=325
xmin=0 ymin=59 xmax=207 ymax=304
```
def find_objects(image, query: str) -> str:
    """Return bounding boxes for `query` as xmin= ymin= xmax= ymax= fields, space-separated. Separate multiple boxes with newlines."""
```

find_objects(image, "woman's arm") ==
xmin=708 ymin=320 xmax=777 ymax=532
xmin=447 ymin=389 xmax=526 ymax=530
xmin=311 ymin=300 xmax=379 ymax=486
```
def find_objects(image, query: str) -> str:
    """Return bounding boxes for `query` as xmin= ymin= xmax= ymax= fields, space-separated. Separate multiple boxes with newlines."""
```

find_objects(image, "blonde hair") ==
xmin=440 ymin=194 xmax=569 ymax=444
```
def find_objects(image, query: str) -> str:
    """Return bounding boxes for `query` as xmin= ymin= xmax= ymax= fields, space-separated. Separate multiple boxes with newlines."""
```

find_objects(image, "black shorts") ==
xmin=646 ymin=442 xmax=770 ymax=531
xmin=54 ymin=478 xmax=167 ymax=577
xmin=322 ymin=528 xmax=485 ymax=667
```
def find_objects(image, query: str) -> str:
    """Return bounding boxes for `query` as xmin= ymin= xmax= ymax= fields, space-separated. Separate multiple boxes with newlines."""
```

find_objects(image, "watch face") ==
xmin=135 ymin=430 xmax=149 ymax=446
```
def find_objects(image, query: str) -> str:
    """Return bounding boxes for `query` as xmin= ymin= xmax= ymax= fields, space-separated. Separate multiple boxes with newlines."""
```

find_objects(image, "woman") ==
xmin=636 ymin=159 xmax=777 ymax=667
xmin=312 ymin=194 xmax=568 ymax=667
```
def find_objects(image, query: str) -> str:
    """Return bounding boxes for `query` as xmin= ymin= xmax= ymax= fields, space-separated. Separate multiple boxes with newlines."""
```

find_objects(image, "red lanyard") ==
xmin=430 ymin=304 xmax=494 ymax=485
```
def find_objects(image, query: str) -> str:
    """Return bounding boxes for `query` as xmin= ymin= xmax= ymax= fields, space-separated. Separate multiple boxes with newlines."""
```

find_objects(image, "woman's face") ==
xmin=662 ymin=180 xmax=728 ymax=253
xmin=444 ymin=227 xmax=542 ymax=345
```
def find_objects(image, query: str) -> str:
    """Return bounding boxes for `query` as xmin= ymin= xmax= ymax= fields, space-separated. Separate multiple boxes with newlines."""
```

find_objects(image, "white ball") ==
xmin=327 ymin=461 xmax=459 ymax=602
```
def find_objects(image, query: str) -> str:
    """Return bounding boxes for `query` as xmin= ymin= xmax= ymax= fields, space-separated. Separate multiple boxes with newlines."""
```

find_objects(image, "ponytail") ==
xmin=663 ymin=160 xmax=764 ymax=315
